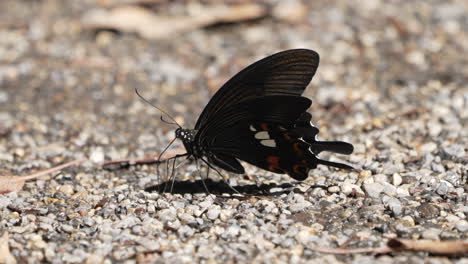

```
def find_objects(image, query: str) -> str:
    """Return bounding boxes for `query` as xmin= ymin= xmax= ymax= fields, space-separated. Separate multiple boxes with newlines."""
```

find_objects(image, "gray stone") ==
xmin=436 ymin=180 xmax=454 ymax=195
xmin=364 ymin=182 xmax=385 ymax=198
xmin=158 ymin=208 xmax=177 ymax=222
xmin=381 ymin=182 xmax=398 ymax=196
xmin=422 ymin=228 xmax=441 ymax=240
xmin=443 ymin=144 xmax=465 ymax=158
xmin=382 ymin=196 xmax=402 ymax=216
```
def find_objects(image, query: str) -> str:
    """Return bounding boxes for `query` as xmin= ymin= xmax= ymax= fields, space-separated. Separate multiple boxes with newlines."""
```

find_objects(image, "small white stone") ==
xmin=206 ymin=206 xmax=221 ymax=220
xmin=341 ymin=183 xmax=365 ymax=196
xmin=392 ymin=173 xmax=403 ymax=186
xmin=90 ymin=147 xmax=105 ymax=163
xmin=328 ymin=186 xmax=340 ymax=193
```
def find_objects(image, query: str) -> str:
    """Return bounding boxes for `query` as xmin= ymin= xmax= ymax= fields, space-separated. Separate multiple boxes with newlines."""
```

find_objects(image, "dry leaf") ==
xmin=101 ymin=146 xmax=186 ymax=170
xmin=272 ymin=1 xmax=307 ymax=23
xmin=0 ymin=232 xmax=16 ymax=264
xmin=82 ymin=4 xmax=267 ymax=39
xmin=387 ymin=239 xmax=468 ymax=255
xmin=0 ymin=159 xmax=84 ymax=194
xmin=312 ymin=238 xmax=468 ymax=255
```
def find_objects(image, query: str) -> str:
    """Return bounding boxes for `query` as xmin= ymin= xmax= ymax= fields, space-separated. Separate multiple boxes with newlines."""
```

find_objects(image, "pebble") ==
xmin=158 ymin=208 xmax=177 ymax=222
xmin=420 ymin=142 xmax=437 ymax=153
xmin=289 ymin=201 xmax=311 ymax=213
xmin=295 ymin=229 xmax=312 ymax=244
xmin=219 ymin=209 xmax=234 ymax=222
xmin=206 ymin=206 xmax=221 ymax=220
xmin=89 ymin=147 xmax=105 ymax=163
xmin=436 ymin=180 xmax=454 ymax=195
xmin=422 ymin=228 xmax=441 ymax=240
xmin=0 ymin=195 xmax=12 ymax=208
xmin=328 ymin=186 xmax=340 ymax=193
xmin=30 ymin=235 xmax=47 ymax=249
xmin=225 ymin=225 xmax=241 ymax=238
xmin=178 ymin=213 xmax=196 ymax=224
xmin=381 ymin=182 xmax=398 ymax=196
xmin=340 ymin=183 xmax=365 ymax=196
xmin=363 ymin=182 xmax=385 ymax=198
xmin=382 ymin=196 xmax=402 ymax=216
xmin=392 ymin=173 xmax=402 ymax=186
xmin=178 ymin=225 xmax=195 ymax=237
xmin=417 ymin=203 xmax=440 ymax=218
xmin=58 ymin=184 xmax=74 ymax=196
xmin=455 ymin=220 xmax=468 ymax=232
xmin=443 ymin=144 xmax=465 ymax=158
xmin=61 ymin=225 xmax=74 ymax=233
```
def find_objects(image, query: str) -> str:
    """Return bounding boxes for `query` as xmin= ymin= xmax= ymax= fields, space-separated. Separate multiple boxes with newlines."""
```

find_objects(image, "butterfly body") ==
xmin=174 ymin=49 xmax=354 ymax=181
xmin=175 ymin=128 xmax=199 ymax=155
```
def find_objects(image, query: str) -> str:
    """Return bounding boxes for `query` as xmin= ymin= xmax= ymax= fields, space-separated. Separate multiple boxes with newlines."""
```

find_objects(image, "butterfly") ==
xmin=169 ymin=49 xmax=354 ymax=181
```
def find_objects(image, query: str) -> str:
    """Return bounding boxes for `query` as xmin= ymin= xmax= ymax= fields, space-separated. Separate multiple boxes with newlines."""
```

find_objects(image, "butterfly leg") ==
xmin=195 ymin=159 xmax=213 ymax=196
xmin=156 ymin=154 xmax=189 ymax=193
xmin=200 ymin=157 xmax=243 ymax=196
xmin=169 ymin=156 xmax=178 ymax=193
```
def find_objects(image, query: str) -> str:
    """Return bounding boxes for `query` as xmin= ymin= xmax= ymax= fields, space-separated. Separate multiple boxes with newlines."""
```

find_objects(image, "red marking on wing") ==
xmin=293 ymin=164 xmax=307 ymax=174
xmin=260 ymin=123 xmax=269 ymax=130
xmin=293 ymin=142 xmax=302 ymax=153
xmin=266 ymin=155 xmax=283 ymax=173
xmin=290 ymin=163 xmax=310 ymax=181
xmin=283 ymin=132 xmax=292 ymax=140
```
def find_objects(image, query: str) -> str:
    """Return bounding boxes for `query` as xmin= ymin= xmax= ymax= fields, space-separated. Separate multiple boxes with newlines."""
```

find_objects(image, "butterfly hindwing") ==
xmin=291 ymin=112 xmax=354 ymax=155
xmin=207 ymin=153 xmax=245 ymax=174
xmin=239 ymin=122 xmax=319 ymax=180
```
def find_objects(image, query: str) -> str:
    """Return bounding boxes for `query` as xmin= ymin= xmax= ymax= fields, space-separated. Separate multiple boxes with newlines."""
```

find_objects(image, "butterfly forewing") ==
xmin=194 ymin=49 xmax=319 ymax=130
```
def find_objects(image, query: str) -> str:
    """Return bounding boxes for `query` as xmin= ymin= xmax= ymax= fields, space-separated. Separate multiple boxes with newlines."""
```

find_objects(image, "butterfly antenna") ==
xmin=135 ymin=88 xmax=182 ymax=128
xmin=160 ymin=116 xmax=178 ymax=126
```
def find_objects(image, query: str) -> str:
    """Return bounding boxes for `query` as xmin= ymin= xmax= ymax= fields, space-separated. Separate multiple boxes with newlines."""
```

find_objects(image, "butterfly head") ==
xmin=175 ymin=128 xmax=196 ymax=143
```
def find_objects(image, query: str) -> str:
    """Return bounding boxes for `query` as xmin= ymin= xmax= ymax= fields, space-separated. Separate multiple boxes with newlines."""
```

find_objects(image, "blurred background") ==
xmin=0 ymin=0 xmax=466 ymax=168
xmin=0 ymin=1 xmax=467 ymax=263
xmin=0 ymin=0 xmax=468 ymax=175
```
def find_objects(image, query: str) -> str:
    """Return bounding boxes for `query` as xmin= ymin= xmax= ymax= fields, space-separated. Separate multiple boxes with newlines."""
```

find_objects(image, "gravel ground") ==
xmin=1 ymin=0 xmax=467 ymax=263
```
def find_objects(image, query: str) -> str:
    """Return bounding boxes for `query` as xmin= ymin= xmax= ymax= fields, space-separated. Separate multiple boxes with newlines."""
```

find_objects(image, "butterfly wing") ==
xmin=192 ymin=49 xmax=353 ymax=180
xmin=196 ymin=97 xmax=353 ymax=180
xmin=291 ymin=112 xmax=354 ymax=155
xmin=194 ymin=49 xmax=319 ymax=130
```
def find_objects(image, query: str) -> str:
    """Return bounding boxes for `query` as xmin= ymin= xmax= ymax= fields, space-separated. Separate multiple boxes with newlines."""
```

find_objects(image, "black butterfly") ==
xmin=170 ymin=49 xmax=354 ymax=181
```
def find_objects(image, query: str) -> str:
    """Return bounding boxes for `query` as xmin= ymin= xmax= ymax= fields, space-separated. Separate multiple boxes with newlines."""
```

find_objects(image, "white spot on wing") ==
xmin=261 ymin=139 xmax=276 ymax=147
xmin=249 ymin=125 xmax=257 ymax=132
xmin=255 ymin=131 xmax=269 ymax=139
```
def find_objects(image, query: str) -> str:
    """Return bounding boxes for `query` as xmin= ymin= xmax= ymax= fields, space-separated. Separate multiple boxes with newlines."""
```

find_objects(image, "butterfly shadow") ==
xmin=145 ymin=179 xmax=302 ymax=197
